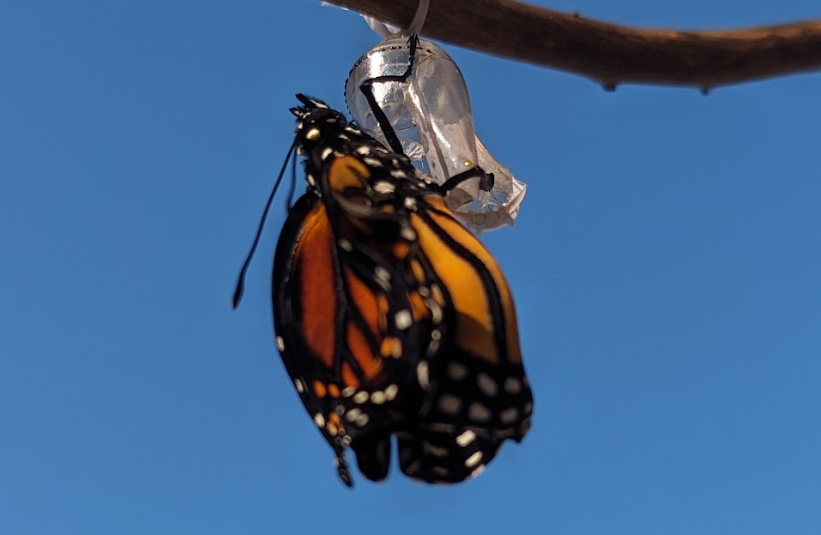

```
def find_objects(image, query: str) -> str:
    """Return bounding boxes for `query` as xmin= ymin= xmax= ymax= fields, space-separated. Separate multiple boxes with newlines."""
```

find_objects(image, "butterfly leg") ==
xmin=358 ymin=34 xmax=419 ymax=155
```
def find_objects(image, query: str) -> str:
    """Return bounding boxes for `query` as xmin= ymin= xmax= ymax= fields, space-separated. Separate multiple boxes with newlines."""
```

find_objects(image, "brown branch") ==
xmin=323 ymin=0 xmax=821 ymax=89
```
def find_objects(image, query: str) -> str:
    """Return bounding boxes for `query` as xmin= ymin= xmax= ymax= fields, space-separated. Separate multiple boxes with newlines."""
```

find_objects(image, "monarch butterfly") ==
xmin=234 ymin=92 xmax=532 ymax=486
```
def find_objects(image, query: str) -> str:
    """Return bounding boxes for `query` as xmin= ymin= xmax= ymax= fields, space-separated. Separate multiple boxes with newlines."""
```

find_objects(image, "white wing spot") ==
xmin=345 ymin=408 xmax=361 ymax=422
xmin=276 ymin=336 xmax=285 ymax=351
xmin=341 ymin=386 xmax=355 ymax=397
xmin=404 ymin=197 xmax=417 ymax=210
xmin=353 ymin=391 xmax=369 ymax=404
xmin=400 ymin=227 xmax=416 ymax=240
xmin=363 ymin=157 xmax=383 ymax=167
xmin=500 ymin=407 xmax=519 ymax=424
xmin=321 ymin=147 xmax=333 ymax=160
xmin=476 ymin=373 xmax=498 ymax=397
xmin=504 ymin=377 xmax=523 ymax=394
xmin=395 ymin=310 xmax=412 ymax=330
xmin=372 ymin=181 xmax=395 ymax=194
xmin=432 ymin=466 xmax=449 ymax=477
xmin=355 ymin=413 xmax=369 ymax=426
xmin=370 ymin=391 xmax=386 ymax=405
xmin=465 ymin=451 xmax=483 ymax=468
xmin=294 ymin=379 xmax=305 ymax=393
xmin=314 ymin=413 xmax=325 ymax=428
xmin=424 ymin=442 xmax=449 ymax=458
xmin=338 ymin=238 xmax=353 ymax=251
xmin=384 ymin=384 xmax=399 ymax=401
xmin=456 ymin=429 xmax=476 ymax=447
xmin=437 ymin=394 xmax=462 ymax=415
xmin=417 ymin=361 xmax=430 ymax=389
xmin=305 ymin=127 xmax=320 ymax=141
xmin=470 ymin=464 xmax=486 ymax=478
xmin=429 ymin=303 xmax=443 ymax=324
xmin=447 ymin=362 xmax=469 ymax=381
xmin=374 ymin=266 xmax=391 ymax=283
xmin=390 ymin=169 xmax=407 ymax=179
xmin=468 ymin=402 xmax=492 ymax=422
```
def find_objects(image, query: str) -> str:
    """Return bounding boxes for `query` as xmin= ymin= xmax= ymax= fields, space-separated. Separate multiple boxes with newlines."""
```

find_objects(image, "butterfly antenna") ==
xmin=285 ymin=141 xmax=298 ymax=210
xmin=232 ymin=138 xmax=298 ymax=309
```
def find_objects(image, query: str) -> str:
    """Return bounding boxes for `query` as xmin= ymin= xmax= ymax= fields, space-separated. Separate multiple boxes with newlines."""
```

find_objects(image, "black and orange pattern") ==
xmin=273 ymin=95 xmax=532 ymax=485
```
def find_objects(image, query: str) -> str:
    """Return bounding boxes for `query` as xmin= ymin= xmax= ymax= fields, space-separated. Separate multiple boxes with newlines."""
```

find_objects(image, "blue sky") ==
xmin=2 ymin=1 xmax=821 ymax=533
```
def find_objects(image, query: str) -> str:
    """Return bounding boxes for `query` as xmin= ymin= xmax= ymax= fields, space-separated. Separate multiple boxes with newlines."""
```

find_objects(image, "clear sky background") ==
xmin=2 ymin=1 xmax=821 ymax=533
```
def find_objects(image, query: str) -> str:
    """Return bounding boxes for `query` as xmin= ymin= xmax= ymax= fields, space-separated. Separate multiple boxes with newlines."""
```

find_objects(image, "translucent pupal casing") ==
xmin=345 ymin=37 xmax=527 ymax=233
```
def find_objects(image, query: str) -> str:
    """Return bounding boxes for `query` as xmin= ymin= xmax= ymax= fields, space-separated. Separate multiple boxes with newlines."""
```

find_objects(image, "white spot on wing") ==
xmin=417 ymin=361 xmax=430 ymax=389
xmin=276 ymin=336 xmax=285 ymax=351
xmin=424 ymin=443 xmax=449 ymax=458
xmin=500 ymin=407 xmax=519 ymax=424
xmin=456 ymin=429 xmax=476 ymax=447
xmin=374 ymin=266 xmax=391 ymax=283
xmin=384 ymin=384 xmax=398 ymax=401
xmin=314 ymin=413 xmax=325 ymax=428
xmin=468 ymin=402 xmax=492 ymax=422
xmin=438 ymin=394 xmax=462 ymax=415
xmin=470 ymin=464 xmax=486 ymax=478
xmin=395 ymin=310 xmax=412 ymax=330
xmin=429 ymin=303 xmax=443 ymax=324
xmin=504 ymin=377 xmax=522 ymax=394
xmin=477 ymin=373 xmax=498 ymax=397
xmin=465 ymin=451 xmax=483 ymax=468
xmin=431 ymin=466 xmax=449 ymax=477
xmin=447 ymin=362 xmax=469 ymax=381
xmin=372 ymin=181 xmax=395 ymax=194
xmin=400 ymin=227 xmax=416 ymax=240
xmin=305 ymin=127 xmax=320 ymax=140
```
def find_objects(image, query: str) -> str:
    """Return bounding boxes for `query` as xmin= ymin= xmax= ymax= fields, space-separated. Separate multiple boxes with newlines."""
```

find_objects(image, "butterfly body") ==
xmin=273 ymin=95 xmax=532 ymax=485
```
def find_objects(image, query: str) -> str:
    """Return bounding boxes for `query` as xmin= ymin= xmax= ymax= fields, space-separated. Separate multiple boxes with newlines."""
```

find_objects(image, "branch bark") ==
xmin=323 ymin=0 xmax=821 ymax=89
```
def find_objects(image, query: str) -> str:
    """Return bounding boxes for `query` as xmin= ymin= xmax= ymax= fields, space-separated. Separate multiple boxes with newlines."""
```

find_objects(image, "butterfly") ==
xmin=247 ymin=93 xmax=533 ymax=486
xmin=232 ymin=90 xmax=533 ymax=485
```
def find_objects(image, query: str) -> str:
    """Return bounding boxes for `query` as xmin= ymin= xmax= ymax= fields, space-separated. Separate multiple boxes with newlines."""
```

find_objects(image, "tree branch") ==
xmin=323 ymin=0 xmax=821 ymax=89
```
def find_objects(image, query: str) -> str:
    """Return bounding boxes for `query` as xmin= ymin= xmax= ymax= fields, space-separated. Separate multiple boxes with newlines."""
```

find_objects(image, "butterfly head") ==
xmin=290 ymin=94 xmax=350 ymax=155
